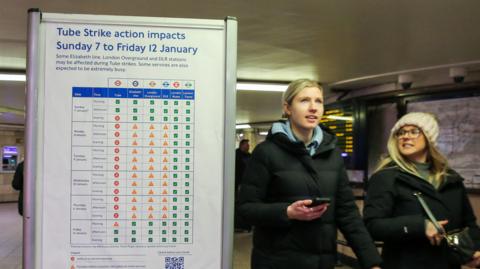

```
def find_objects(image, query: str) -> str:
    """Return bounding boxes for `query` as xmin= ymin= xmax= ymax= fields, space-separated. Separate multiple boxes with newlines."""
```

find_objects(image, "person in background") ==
xmin=235 ymin=139 xmax=252 ymax=232
xmin=11 ymin=160 xmax=24 ymax=216
xmin=363 ymin=112 xmax=480 ymax=269
xmin=238 ymin=79 xmax=382 ymax=269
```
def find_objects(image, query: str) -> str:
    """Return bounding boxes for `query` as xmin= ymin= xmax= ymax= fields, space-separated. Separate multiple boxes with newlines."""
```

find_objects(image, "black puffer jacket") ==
xmin=238 ymin=126 xmax=381 ymax=269
xmin=363 ymin=166 xmax=480 ymax=269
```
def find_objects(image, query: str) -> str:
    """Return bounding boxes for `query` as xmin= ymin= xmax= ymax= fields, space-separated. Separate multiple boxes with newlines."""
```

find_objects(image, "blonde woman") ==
xmin=238 ymin=79 xmax=381 ymax=269
xmin=363 ymin=112 xmax=480 ymax=269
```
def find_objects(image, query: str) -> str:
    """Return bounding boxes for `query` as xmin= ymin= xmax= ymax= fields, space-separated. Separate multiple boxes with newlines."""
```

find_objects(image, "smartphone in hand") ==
xmin=308 ymin=197 xmax=331 ymax=207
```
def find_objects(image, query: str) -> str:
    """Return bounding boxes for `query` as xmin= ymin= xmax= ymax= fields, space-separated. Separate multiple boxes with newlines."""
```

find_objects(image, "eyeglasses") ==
xmin=395 ymin=128 xmax=422 ymax=139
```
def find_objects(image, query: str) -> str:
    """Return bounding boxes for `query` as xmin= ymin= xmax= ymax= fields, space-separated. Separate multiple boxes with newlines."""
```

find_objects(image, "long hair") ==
xmin=375 ymin=129 xmax=449 ymax=186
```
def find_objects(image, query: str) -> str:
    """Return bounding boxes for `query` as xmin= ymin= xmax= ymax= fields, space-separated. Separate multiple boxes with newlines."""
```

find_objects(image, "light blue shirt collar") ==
xmin=271 ymin=121 xmax=323 ymax=156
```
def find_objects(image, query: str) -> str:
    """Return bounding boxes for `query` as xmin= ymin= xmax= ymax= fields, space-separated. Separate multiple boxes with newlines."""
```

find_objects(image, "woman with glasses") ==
xmin=363 ymin=112 xmax=480 ymax=269
xmin=238 ymin=79 xmax=382 ymax=269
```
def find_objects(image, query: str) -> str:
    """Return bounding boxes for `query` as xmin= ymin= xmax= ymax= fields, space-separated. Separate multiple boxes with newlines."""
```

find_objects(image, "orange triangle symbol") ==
xmin=150 ymin=141 xmax=155 ymax=146
xmin=149 ymin=149 xmax=155 ymax=154
xmin=148 ymin=206 xmax=154 ymax=211
xmin=133 ymin=141 xmax=138 ymax=146
xmin=131 ymin=181 xmax=137 ymax=187
xmin=132 ymin=165 xmax=138 ymax=170
xmin=162 ymin=198 xmax=168 ymax=202
xmin=163 ymin=165 xmax=168 ymax=171
xmin=132 ymin=157 xmax=138 ymax=162
xmin=114 ymin=222 xmax=119 ymax=227
xmin=133 ymin=124 xmax=138 ymax=129
xmin=148 ymin=197 xmax=154 ymax=203
xmin=162 ymin=214 xmax=167 ymax=219
xmin=148 ymin=189 xmax=154 ymax=195
xmin=163 ymin=125 xmax=168 ymax=130
xmin=163 ymin=157 xmax=168 ymax=163
xmin=149 ymin=124 xmax=155 ymax=130
xmin=132 ymin=173 xmax=138 ymax=178
xmin=148 ymin=214 xmax=154 ymax=219
xmin=132 ymin=190 xmax=137 ymax=195
xmin=149 ymin=157 xmax=155 ymax=162
xmin=132 ymin=198 xmax=137 ymax=202
xmin=131 ymin=206 xmax=137 ymax=211
xmin=148 ymin=173 xmax=155 ymax=179
xmin=162 ymin=190 xmax=168 ymax=195
xmin=149 ymin=133 xmax=155 ymax=138
xmin=132 ymin=213 xmax=137 ymax=219
xmin=163 ymin=141 xmax=169 ymax=146
xmin=163 ymin=149 xmax=168 ymax=154
xmin=163 ymin=173 xmax=168 ymax=179
xmin=149 ymin=181 xmax=154 ymax=187
xmin=132 ymin=133 xmax=138 ymax=138
xmin=162 ymin=181 xmax=168 ymax=187
xmin=149 ymin=165 xmax=154 ymax=171
xmin=163 ymin=133 xmax=168 ymax=138
xmin=132 ymin=149 xmax=138 ymax=154
xmin=162 ymin=206 xmax=168 ymax=211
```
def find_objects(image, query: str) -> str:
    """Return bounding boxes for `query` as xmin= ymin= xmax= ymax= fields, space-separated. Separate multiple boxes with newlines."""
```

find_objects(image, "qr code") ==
xmin=165 ymin=256 xmax=184 ymax=269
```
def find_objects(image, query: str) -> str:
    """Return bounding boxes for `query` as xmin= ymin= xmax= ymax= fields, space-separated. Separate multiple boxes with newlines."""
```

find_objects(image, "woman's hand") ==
xmin=425 ymin=219 xmax=448 ymax=246
xmin=286 ymin=199 xmax=328 ymax=221
xmin=465 ymin=251 xmax=480 ymax=268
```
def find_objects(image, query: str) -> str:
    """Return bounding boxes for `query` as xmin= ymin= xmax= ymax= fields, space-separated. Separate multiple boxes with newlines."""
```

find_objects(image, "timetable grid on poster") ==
xmin=71 ymin=79 xmax=195 ymax=245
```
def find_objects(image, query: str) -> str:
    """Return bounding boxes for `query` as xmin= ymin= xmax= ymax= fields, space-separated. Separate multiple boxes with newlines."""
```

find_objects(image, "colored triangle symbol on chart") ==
xmin=163 ymin=149 xmax=168 ymax=154
xmin=162 ymin=198 xmax=168 ymax=203
xmin=163 ymin=157 xmax=168 ymax=163
xmin=148 ymin=214 xmax=154 ymax=219
xmin=149 ymin=133 xmax=155 ymax=138
xmin=163 ymin=165 xmax=168 ymax=171
xmin=133 ymin=124 xmax=138 ymax=129
xmin=132 ymin=198 xmax=137 ymax=202
xmin=131 ymin=190 xmax=137 ymax=195
xmin=132 ymin=165 xmax=138 ymax=170
xmin=150 ymin=141 xmax=155 ymax=146
xmin=163 ymin=133 xmax=168 ymax=138
xmin=163 ymin=125 xmax=168 ymax=130
xmin=148 ymin=181 xmax=154 ymax=187
xmin=162 ymin=181 xmax=168 ymax=187
xmin=132 ymin=133 xmax=138 ymax=138
xmin=149 ymin=149 xmax=155 ymax=154
xmin=162 ymin=190 xmax=168 ymax=195
xmin=149 ymin=124 xmax=155 ymax=130
xmin=162 ymin=206 xmax=168 ymax=211
xmin=114 ymin=222 xmax=119 ymax=227
xmin=163 ymin=173 xmax=168 ymax=179
xmin=149 ymin=165 xmax=155 ymax=171
xmin=131 ymin=214 xmax=137 ymax=219
xmin=132 ymin=140 xmax=138 ymax=146
xmin=148 ymin=206 xmax=154 ymax=211
xmin=132 ymin=173 xmax=138 ymax=179
xmin=162 ymin=214 xmax=167 ymax=219
xmin=148 ymin=197 xmax=154 ymax=203
xmin=132 ymin=157 xmax=138 ymax=162
xmin=132 ymin=149 xmax=138 ymax=154
xmin=149 ymin=157 xmax=155 ymax=162
xmin=148 ymin=173 xmax=155 ymax=179
xmin=148 ymin=189 xmax=154 ymax=195
xmin=131 ymin=206 xmax=137 ymax=211
xmin=131 ymin=181 xmax=137 ymax=187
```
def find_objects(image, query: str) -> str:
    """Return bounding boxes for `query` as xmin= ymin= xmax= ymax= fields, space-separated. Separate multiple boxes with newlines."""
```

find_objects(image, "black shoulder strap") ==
xmin=413 ymin=192 xmax=445 ymax=234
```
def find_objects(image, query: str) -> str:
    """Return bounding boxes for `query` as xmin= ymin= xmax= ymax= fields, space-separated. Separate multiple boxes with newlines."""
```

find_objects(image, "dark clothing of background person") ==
xmin=238 ymin=126 xmax=382 ymax=269
xmin=363 ymin=166 xmax=480 ymax=269
xmin=235 ymin=146 xmax=252 ymax=231
xmin=11 ymin=161 xmax=24 ymax=216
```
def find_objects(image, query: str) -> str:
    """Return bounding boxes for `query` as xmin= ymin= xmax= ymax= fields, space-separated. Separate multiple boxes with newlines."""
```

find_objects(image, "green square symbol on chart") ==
xmin=185 ymin=230 xmax=189 ymax=234
xmin=186 ymin=125 xmax=190 ymax=130
xmin=162 ymin=221 xmax=167 ymax=226
xmin=173 ymin=165 xmax=178 ymax=170
xmin=114 ymin=230 xmax=118 ymax=234
xmin=132 ymin=238 xmax=136 ymax=242
xmin=115 ymin=100 xmax=120 ymax=105
xmin=185 ymin=149 xmax=190 ymax=154
xmin=174 ymin=134 xmax=178 ymax=139
xmin=163 ymin=116 xmax=168 ymax=121
xmin=186 ymin=101 xmax=191 ymax=106
xmin=185 ymin=205 xmax=189 ymax=210
xmin=185 ymin=165 xmax=190 ymax=170
xmin=115 ymin=108 xmax=120 ymax=113
xmin=149 ymin=221 xmax=153 ymax=226
xmin=185 ymin=157 xmax=190 ymax=162
xmin=173 ymin=190 xmax=178 ymax=194
xmin=173 ymin=174 xmax=178 ymax=178
xmin=148 ymin=230 xmax=153 ymax=235
xmin=186 ymin=134 xmax=190 ymax=139
xmin=162 ymin=238 xmax=166 ymax=242
xmin=185 ymin=141 xmax=190 ymax=146
xmin=173 ymin=222 xmax=177 ymax=226
xmin=114 ymin=238 xmax=118 ymax=242
xmin=132 ymin=230 xmax=136 ymax=235
xmin=174 ymin=117 xmax=178 ymax=122
xmin=173 ymin=157 xmax=178 ymax=162
xmin=173 ymin=205 xmax=177 ymax=210
xmin=174 ymin=141 xmax=178 ymax=146
xmin=185 ymin=197 xmax=190 ymax=202
xmin=174 ymin=101 xmax=178 ymax=105
xmin=162 ymin=230 xmax=166 ymax=235
xmin=173 ymin=230 xmax=177 ymax=235
xmin=184 ymin=238 xmax=189 ymax=243
xmin=185 ymin=182 xmax=190 ymax=187
xmin=150 ymin=108 xmax=154 ymax=113
xmin=173 ymin=198 xmax=178 ymax=202
xmin=173 ymin=213 xmax=177 ymax=218
xmin=150 ymin=116 xmax=155 ymax=121
xmin=186 ymin=109 xmax=190 ymax=114
xmin=132 ymin=221 xmax=136 ymax=226
xmin=133 ymin=108 xmax=137 ymax=113
xmin=185 ymin=213 xmax=189 ymax=218
xmin=148 ymin=238 xmax=153 ymax=242
xmin=150 ymin=100 xmax=155 ymax=105
xmin=133 ymin=100 xmax=138 ymax=105
xmin=163 ymin=100 xmax=168 ymax=105
xmin=174 ymin=149 xmax=178 ymax=154
xmin=133 ymin=116 xmax=138 ymax=121
xmin=174 ymin=125 xmax=178 ymax=130
xmin=173 ymin=238 xmax=177 ymax=243
xmin=186 ymin=117 xmax=190 ymax=122
xmin=185 ymin=222 xmax=189 ymax=226
xmin=174 ymin=109 xmax=178 ymax=114
xmin=173 ymin=182 xmax=178 ymax=187
xmin=163 ymin=109 xmax=168 ymax=113
xmin=185 ymin=190 xmax=190 ymax=195
xmin=185 ymin=174 xmax=190 ymax=179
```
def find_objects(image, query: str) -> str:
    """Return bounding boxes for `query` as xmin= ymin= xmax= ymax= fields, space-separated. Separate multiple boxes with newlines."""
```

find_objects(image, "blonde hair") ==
xmin=375 ymin=127 xmax=449 ymax=186
xmin=282 ymin=79 xmax=323 ymax=118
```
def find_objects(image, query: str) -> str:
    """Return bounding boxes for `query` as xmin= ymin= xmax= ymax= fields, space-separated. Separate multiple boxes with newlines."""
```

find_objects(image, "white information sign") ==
xmin=28 ymin=13 xmax=236 ymax=269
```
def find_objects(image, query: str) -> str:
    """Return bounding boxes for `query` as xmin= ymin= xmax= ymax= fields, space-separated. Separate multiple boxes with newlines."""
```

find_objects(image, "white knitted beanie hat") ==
xmin=390 ymin=112 xmax=439 ymax=145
